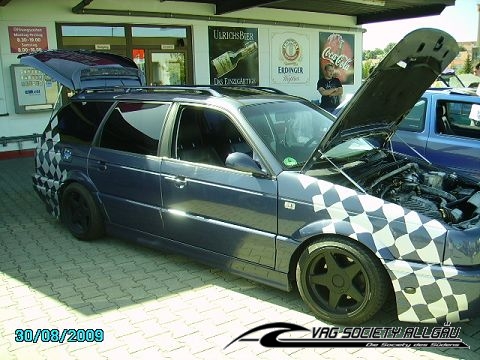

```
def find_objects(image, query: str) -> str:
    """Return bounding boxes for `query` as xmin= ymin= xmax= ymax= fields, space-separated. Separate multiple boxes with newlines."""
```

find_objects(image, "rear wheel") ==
xmin=61 ymin=183 xmax=104 ymax=241
xmin=296 ymin=237 xmax=389 ymax=325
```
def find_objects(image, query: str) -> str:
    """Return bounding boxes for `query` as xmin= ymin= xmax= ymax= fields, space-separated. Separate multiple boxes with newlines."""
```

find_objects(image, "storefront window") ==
xmin=132 ymin=27 xmax=186 ymax=38
xmin=61 ymin=25 xmax=125 ymax=37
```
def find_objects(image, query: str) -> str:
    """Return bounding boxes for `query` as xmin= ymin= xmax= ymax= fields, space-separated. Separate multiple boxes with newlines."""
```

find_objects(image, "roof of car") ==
xmin=72 ymin=85 xmax=299 ymax=104
xmin=425 ymin=87 xmax=478 ymax=97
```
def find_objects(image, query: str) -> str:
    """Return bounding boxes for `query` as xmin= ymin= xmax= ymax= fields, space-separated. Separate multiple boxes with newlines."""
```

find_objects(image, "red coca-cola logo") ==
xmin=320 ymin=33 xmax=354 ymax=84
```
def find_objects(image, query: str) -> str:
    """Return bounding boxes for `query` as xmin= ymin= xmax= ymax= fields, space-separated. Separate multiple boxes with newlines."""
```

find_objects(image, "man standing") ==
xmin=317 ymin=63 xmax=343 ymax=113
xmin=469 ymin=62 xmax=480 ymax=125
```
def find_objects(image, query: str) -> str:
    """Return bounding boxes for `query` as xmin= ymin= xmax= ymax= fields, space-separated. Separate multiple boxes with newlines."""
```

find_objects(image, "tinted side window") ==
xmin=448 ymin=102 xmax=475 ymax=126
xmin=397 ymin=99 xmax=426 ymax=132
xmin=99 ymin=102 xmax=169 ymax=155
xmin=439 ymin=100 xmax=480 ymax=139
xmin=174 ymin=106 xmax=254 ymax=167
xmin=57 ymin=101 xmax=113 ymax=144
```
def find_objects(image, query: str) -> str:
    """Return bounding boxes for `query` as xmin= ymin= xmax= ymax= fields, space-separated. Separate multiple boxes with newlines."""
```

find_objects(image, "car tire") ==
xmin=296 ymin=237 xmax=389 ymax=325
xmin=61 ymin=183 xmax=104 ymax=241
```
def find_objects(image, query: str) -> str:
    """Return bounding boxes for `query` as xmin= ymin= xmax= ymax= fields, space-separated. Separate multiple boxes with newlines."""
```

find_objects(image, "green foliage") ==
xmin=384 ymin=42 xmax=396 ymax=54
xmin=362 ymin=60 xmax=374 ymax=79
xmin=460 ymin=53 xmax=473 ymax=74
xmin=363 ymin=48 xmax=384 ymax=60
xmin=362 ymin=42 xmax=396 ymax=61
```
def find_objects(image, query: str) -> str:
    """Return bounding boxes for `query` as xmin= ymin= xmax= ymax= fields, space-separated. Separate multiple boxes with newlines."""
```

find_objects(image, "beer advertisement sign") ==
xmin=319 ymin=32 xmax=354 ymax=85
xmin=208 ymin=26 xmax=259 ymax=86
xmin=271 ymin=32 xmax=309 ymax=84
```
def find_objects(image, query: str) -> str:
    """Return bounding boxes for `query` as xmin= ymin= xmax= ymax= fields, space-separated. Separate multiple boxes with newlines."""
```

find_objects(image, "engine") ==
xmin=345 ymin=156 xmax=480 ymax=229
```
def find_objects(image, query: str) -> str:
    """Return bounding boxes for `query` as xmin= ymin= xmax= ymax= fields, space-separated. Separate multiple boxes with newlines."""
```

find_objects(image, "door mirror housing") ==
xmin=225 ymin=152 xmax=268 ymax=177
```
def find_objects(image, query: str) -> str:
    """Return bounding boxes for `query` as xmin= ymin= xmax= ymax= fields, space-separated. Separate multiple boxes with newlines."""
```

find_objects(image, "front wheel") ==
xmin=296 ymin=237 xmax=390 ymax=325
xmin=61 ymin=183 xmax=104 ymax=241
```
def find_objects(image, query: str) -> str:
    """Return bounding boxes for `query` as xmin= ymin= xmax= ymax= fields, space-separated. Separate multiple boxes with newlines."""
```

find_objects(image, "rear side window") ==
xmin=57 ymin=101 xmax=113 ymax=144
xmin=436 ymin=100 xmax=480 ymax=139
xmin=397 ymin=99 xmax=426 ymax=132
xmin=98 ymin=102 xmax=169 ymax=155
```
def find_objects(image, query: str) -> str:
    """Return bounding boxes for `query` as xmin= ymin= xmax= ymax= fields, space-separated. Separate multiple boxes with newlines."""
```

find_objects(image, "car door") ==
xmin=160 ymin=105 xmax=277 ymax=267
xmin=88 ymin=101 xmax=170 ymax=236
xmin=422 ymin=96 xmax=480 ymax=179
xmin=391 ymin=96 xmax=429 ymax=157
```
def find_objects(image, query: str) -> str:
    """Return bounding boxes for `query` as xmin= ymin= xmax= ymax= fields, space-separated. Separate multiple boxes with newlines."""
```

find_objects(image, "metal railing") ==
xmin=1 ymin=134 xmax=40 ymax=148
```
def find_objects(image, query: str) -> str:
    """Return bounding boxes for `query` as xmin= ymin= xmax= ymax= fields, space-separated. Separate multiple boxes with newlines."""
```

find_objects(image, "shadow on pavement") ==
xmin=1 ymin=157 xmax=478 ymax=359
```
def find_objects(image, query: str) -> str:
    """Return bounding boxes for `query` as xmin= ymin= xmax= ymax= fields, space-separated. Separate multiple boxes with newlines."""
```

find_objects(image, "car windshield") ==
xmin=240 ymin=100 xmax=333 ymax=169
xmin=322 ymin=137 xmax=375 ymax=159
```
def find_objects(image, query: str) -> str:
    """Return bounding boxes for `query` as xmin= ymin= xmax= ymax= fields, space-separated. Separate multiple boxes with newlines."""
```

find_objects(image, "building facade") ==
xmin=0 ymin=0 xmax=364 ymax=156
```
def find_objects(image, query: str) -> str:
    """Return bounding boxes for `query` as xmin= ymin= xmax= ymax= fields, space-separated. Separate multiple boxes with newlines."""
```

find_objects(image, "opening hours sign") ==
xmin=9 ymin=26 xmax=48 ymax=53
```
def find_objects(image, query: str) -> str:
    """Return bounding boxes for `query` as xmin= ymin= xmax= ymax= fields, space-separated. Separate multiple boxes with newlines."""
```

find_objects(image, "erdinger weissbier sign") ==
xmin=209 ymin=26 xmax=259 ymax=86
xmin=319 ymin=32 xmax=354 ymax=85
xmin=271 ymin=32 xmax=309 ymax=84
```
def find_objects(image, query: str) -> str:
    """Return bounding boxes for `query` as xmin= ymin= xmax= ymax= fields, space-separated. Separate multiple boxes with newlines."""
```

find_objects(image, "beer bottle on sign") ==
xmin=211 ymin=41 xmax=257 ymax=77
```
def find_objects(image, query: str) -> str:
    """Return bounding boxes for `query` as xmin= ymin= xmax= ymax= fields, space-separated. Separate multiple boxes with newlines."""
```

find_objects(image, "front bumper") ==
xmin=385 ymin=259 xmax=480 ymax=323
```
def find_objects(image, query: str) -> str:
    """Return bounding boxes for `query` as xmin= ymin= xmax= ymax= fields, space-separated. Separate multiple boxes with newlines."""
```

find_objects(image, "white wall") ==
xmin=0 ymin=0 xmax=364 ymax=152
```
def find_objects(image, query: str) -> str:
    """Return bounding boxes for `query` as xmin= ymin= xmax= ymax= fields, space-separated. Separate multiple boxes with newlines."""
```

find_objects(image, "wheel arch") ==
xmin=286 ymin=219 xmax=394 ymax=287
xmin=58 ymin=170 xmax=107 ymax=221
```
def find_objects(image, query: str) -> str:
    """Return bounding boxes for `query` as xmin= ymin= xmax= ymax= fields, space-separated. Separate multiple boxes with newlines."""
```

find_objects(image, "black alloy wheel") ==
xmin=296 ymin=237 xmax=390 ymax=325
xmin=61 ymin=183 xmax=104 ymax=241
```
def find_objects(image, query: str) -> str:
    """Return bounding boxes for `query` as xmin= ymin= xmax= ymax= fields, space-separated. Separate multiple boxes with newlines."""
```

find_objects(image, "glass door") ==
xmin=150 ymin=52 xmax=186 ymax=86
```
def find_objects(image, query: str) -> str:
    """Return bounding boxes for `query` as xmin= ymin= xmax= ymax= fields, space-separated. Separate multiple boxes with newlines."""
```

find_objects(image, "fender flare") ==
xmin=58 ymin=170 xmax=108 ymax=220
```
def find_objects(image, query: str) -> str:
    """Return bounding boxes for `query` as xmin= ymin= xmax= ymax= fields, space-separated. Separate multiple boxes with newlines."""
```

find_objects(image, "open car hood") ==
xmin=306 ymin=28 xmax=459 ymax=170
xmin=18 ymin=50 xmax=145 ymax=91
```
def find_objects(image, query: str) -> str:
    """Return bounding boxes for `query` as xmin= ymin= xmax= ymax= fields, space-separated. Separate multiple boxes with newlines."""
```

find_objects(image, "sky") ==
xmin=362 ymin=0 xmax=478 ymax=50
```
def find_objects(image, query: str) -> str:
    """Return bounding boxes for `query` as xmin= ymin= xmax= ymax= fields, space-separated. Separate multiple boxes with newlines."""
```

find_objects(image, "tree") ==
xmin=363 ymin=48 xmax=384 ymax=60
xmin=384 ymin=42 xmax=396 ymax=54
xmin=461 ymin=53 xmax=473 ymax=74
xmin=362 ymin=60 xmax=374 ymax=79
xmin=362 ymin=43 xmax=396 ymax=62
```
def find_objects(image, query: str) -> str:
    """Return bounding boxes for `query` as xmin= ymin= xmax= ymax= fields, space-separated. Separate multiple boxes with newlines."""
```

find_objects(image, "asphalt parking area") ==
xmin=1 ymin=157 xmax=479 ymax=359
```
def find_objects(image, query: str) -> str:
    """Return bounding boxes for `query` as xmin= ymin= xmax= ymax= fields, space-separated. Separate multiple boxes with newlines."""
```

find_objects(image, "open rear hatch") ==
xmin=18 ymin=49 xmax=145 ymax=91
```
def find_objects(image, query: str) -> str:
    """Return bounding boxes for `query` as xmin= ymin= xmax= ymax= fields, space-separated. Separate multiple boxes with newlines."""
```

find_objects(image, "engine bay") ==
xmin=318 ymin=151 xmax=480 ymax=230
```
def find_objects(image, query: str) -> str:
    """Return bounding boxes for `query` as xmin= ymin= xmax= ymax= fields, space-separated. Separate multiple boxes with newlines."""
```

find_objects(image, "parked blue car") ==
xmin=21 ymin=29 xmax=480 ymax=325
xmin=392 ymin=88 xmax=480 ymax=180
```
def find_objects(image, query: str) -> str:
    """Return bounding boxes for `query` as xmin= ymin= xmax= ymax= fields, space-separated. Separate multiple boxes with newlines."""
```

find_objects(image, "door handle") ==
xmin=165 ymin=176 xmax=187 ymax=189
xmin=94 ymin=161 xmax=107 ymax=172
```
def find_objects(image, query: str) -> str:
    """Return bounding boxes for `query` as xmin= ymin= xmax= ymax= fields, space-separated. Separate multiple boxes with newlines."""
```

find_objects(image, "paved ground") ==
xmin=1 ymin=156 xmax=479 ymax=360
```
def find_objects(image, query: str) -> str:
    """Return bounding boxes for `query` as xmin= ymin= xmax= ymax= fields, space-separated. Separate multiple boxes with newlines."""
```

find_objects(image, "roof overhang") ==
xmin=1 ymin=0 xmax=457 ymax=25
xmin=170 ymin=0 xmax=456 ymax=25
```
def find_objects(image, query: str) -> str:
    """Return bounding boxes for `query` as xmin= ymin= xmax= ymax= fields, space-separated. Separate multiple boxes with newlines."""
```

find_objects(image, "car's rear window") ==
xmin=56 ymin=101 xmax=113 ymax=144
xmin=97 ymin=102 xmax=170 ymax=155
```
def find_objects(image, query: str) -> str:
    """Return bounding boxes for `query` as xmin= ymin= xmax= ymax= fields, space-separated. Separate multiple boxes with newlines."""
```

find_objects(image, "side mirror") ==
xmin=225 ymin=152 xmax=268 ymax=177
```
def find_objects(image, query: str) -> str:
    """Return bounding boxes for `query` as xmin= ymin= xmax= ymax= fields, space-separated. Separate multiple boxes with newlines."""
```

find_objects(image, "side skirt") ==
xmin=106 ymin=223 xmax=292 ymax=292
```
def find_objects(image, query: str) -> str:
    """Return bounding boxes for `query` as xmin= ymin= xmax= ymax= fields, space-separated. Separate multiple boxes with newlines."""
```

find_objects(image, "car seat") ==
xmin=437 ymin=103 xmax=453 ymax=135
xmin=176 ymin=109 xmax=223 ymax=166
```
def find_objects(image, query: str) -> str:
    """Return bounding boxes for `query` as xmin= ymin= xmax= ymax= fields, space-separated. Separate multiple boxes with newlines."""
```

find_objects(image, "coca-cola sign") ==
xmin=319 ymin=32 xmax=354 ymax=85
